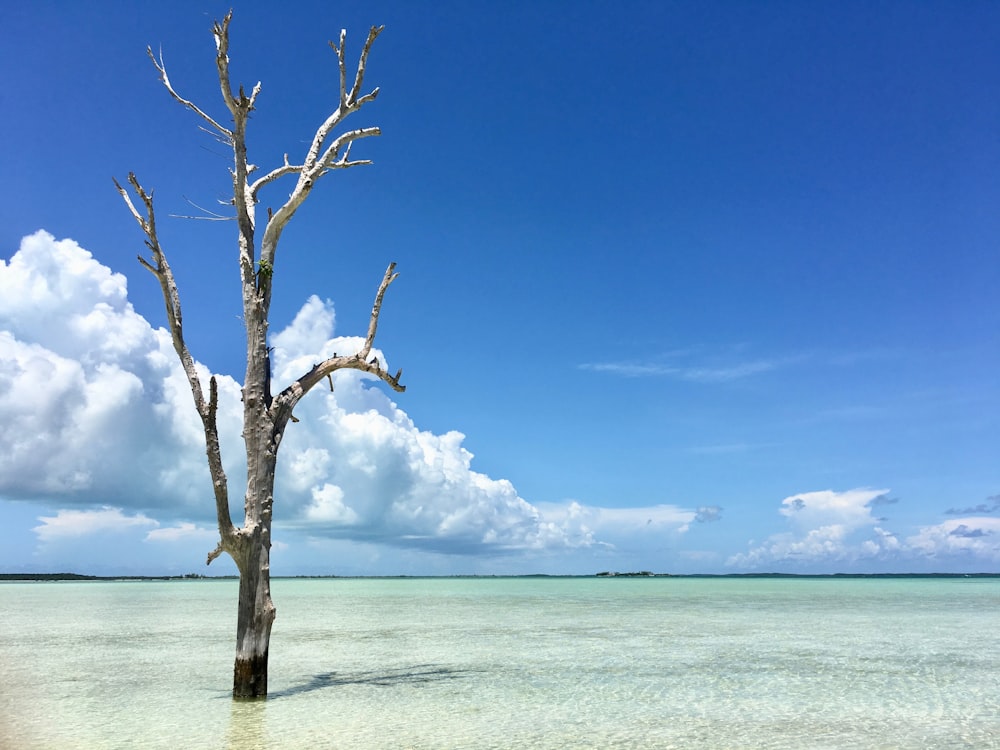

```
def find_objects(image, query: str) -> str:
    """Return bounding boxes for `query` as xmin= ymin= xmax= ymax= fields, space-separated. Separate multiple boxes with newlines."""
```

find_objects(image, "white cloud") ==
xmin=145 ymin=523 xmax=218 ymax=543
xmin=727 ymin=488 xmax=899 ymax=568
xmin=534 ymin=501 xmax=695 ymax=549
xmin=906 ymin=517 xmax=1000 ymax=561
xmin=270 ymin=295 xmax=336 ymax=360
xmin=4 ymin=231 xmax=705 ymax=564
xmin=0 ymin=232 xmax=244 ymax=513
xmin=0 ymin=231 xmax=153 ymax=367
xmin=10 ymin=233 xmax=998 ymax=575
xmin=729 ymin=488 xmax=1000 ymax=570
xmin=778 ymin=488 xmax=891 ymax=529
xmin=304 ymin=484 xmax=359 ymax=525
xmin=33 ymin=506 xmax=158 ymax=542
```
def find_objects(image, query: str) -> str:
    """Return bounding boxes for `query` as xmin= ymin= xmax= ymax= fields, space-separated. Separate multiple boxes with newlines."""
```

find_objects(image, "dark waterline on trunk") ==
xmin=234 ymin=652 xmax=269 ymax=699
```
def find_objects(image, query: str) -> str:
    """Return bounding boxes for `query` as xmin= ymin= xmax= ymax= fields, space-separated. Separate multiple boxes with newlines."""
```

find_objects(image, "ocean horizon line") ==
xmin=2 ymin=571 xmax=998 ymax=582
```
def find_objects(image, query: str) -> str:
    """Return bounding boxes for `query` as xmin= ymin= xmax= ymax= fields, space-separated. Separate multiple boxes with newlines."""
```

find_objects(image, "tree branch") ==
xmin=114 ymin=173 xmax=238 ymax=549
xmin=211 ymin=12 xmax=240 ymax=117
xmin=363 ymin=262 xmax=398 ymax=356
xmin=257 ymin=25 xmax=384 ymax=267
xmin=311 ymin=25 xmax=382 ymax=172
xmin=147 ymin=46 xmax=233 ymax=140
xmin=249 ymin=154 xmax=302 ymax=198
xmin=113 ymin=174 xmax=201 ymax=404
xmin=318 ymin=126 xmax=381 ymax=172
xmin=272 ymin=263 xmax=404 ymax=427
xmin=207 ymin=542 xmax=225 ymax=566
xmin=170 ymin=195 xmax=236 ymax=221
xmin=346 ymin=25 xmax=383 ymax=107
xmin=335 ymin=29 xmax=348 ymax=109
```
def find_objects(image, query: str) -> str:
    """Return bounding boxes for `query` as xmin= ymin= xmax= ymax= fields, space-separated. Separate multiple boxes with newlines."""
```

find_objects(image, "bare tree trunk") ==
xmin=233 ymin=330 xmax=277 ymax=698
xmin=117 ymin=12 xmax=403 ymax=700
xmin=233 ymin=540 xmax=275 ymax=697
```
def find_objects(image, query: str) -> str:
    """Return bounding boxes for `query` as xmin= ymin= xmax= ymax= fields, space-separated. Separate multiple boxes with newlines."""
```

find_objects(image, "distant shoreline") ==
xmin=1 ymin=571 xmax=997 ymax=582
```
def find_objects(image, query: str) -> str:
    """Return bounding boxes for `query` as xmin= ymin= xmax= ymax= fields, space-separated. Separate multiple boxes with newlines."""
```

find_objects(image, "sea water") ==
xmin=1 ymin=577 xmax=998 ymax=749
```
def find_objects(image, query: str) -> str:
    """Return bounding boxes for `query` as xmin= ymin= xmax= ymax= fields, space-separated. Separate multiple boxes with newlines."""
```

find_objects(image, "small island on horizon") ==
xmin=1 ymin=571 xmax=997 ymax=582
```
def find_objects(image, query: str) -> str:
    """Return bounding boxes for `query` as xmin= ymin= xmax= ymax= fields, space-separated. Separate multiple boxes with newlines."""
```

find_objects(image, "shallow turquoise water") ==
xmin=1 ymin=577 xmax=998 ymax=748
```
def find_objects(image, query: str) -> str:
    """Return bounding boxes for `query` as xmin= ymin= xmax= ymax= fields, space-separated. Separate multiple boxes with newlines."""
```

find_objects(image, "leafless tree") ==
xmin=115 ymin=11 xmax=403 ymax=699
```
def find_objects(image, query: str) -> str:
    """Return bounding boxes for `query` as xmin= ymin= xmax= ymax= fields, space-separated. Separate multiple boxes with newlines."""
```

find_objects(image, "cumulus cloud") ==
xmin=727 ymin=488 xmax=901 ymax=568
xmin=778 ymin=488 xmax=891 ymax=528
xmin=3 ymin=232 xmax=701 ymax=563
xmin=729 ymin=488 xmax=1000 ymax=569
xmin=0 ymin=233 xmax=246 ymax=514
xmin=906 ymin=518 xmax=1000 ymax=561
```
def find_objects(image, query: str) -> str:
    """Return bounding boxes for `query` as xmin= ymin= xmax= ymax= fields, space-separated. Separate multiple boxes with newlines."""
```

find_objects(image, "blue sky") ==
xmin=1 ymin=1 xmax=998 ymax=576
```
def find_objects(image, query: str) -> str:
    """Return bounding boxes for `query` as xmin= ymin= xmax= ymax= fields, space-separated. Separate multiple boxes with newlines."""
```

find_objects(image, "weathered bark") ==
xmin=117 ymin=11 xmax=402 ymax=699
xmin=232 ymin=532 xmax=275 ymax=698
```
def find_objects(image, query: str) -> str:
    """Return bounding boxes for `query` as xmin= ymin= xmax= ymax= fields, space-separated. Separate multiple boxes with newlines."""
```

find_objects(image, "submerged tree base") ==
xmin=233 ymin=653 xmax=269 ymax=699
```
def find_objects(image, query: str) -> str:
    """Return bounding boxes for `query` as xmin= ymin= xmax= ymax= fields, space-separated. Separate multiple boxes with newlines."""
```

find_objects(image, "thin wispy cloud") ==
xmin=146 ymin=523 xmax=218 ymax=543
xmin=581 ymin=345 xmax=910 ymax=386
xmin=689 ymin=441 xmax=780 ymax=455
xmin=810 ymin=404 xmax=889 ymax=422
xmin=580 ymin=358 xmax=783 ymax=383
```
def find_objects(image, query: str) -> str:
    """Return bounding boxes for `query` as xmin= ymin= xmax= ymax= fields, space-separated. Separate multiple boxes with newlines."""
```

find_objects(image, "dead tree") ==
xmin=115 ymin=12 xmax=403 ymax=699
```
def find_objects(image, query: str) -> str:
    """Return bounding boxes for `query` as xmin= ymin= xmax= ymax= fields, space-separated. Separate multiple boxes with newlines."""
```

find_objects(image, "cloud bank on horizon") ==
xmin=729 ymin=488 xmax=1000 ymax=569
xmin=1 ymin=231 xmax=697 ymax=567
xmin=1 ymin=232 xmax=998 ymax=573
